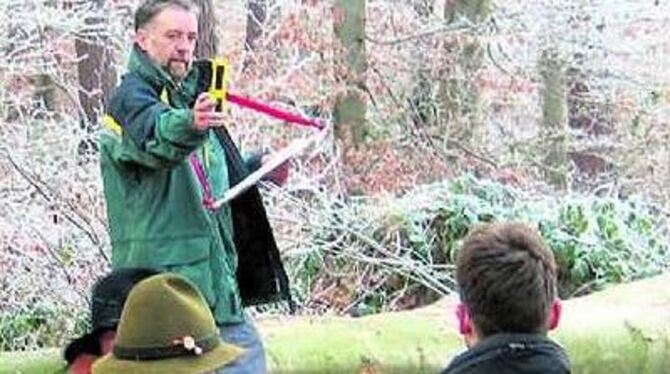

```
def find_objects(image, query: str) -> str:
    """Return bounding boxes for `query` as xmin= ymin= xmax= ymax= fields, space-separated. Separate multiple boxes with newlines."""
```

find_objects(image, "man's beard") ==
xmin=166 ymin=59 xmax=190 ymax=81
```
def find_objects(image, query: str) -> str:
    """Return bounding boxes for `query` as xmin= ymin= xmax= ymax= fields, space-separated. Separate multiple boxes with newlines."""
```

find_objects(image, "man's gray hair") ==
xmin=134 ymin=0 xmax=198 ymax=31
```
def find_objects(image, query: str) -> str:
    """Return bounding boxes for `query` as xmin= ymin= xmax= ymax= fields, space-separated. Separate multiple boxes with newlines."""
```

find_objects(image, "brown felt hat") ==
xmin=92 ymin=273 xmax=244 ymax=373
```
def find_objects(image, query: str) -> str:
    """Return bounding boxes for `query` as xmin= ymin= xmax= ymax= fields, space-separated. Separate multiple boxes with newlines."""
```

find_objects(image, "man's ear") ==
xmin=548 ymin=298 xmax=562 ymax=331
xmin=134 ymin=29 xmax=149 ymax=51
xmin=456 ymin=303 xmax=472 ymax=335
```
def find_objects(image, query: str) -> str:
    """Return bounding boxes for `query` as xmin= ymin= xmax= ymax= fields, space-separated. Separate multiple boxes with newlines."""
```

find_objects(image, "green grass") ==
xmin=0 ymin=349 xmax=64 ymax=374
xmin=2 ymin=273 xmax=670 ymax=373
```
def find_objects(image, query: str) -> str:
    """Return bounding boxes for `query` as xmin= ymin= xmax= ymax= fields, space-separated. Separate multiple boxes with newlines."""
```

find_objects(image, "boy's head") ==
xmin=455 ymin=222 xmax=561 ymax=346
xmin=64 ymin=268 xmax=161 ymax=364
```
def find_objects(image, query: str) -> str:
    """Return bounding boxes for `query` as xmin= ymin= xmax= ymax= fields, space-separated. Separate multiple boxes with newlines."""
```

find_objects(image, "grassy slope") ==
xmin=0 ymin=350 xmax=63 ymax=374
xmin=2 ymin=273 xmax=669 ymax=373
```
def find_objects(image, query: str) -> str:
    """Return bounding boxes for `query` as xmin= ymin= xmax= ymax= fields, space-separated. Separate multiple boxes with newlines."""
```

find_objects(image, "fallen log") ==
xmin=1 ymin=273 xmax=669 ymax=373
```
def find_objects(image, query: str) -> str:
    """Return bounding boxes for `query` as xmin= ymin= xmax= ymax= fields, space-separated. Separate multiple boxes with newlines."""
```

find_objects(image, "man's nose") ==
xmin=176 ymin=36 xmax=193 ymax=55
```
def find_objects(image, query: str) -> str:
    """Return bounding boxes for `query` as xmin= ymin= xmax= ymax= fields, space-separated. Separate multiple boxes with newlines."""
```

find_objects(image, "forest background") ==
xmin=1 ymin=0 xmax=670 ymax=352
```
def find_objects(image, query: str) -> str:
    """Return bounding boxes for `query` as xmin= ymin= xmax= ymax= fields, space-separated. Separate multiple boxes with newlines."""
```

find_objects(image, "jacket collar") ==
xmin=127 ymin=45 xmax=205 ymax=106
xmin=444 ymin=333 xmax=570 ymax=373
xmin=127 ymin=44 xmax=176 ymax=92
xmin=127 ymin=44 xmax=200 ymax=95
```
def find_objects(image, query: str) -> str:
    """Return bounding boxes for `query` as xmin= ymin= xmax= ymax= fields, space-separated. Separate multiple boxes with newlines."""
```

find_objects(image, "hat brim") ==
xmin=91 ymin=343 xmax=244 ymax=374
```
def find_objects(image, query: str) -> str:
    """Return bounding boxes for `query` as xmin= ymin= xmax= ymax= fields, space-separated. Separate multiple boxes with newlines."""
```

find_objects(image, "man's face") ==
xmin=135 ymin=6 xmax=198 ymax=81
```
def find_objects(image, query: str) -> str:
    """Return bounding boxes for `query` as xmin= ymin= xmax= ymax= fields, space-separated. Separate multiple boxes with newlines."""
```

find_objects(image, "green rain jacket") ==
xmin=100 ymin=46 xmax=291 ymax=324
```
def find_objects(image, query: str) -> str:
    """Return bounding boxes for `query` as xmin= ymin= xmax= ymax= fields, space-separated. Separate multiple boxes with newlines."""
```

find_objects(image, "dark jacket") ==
xmin=443 ymin=333 xmax=571 ymax=374
xmin=100 ymin=46 xmax=291 ymax=324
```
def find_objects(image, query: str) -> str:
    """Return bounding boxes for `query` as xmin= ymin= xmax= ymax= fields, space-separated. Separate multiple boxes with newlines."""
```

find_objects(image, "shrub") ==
xmin=279 ymin=174 xmax=670 ymax=314
xmin=0 ymin=302 xmax=88 ymax=351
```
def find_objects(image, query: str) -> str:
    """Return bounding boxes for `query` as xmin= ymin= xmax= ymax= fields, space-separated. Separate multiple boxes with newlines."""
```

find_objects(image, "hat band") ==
xmin=113 ymin=333 xmax=220 ymax=361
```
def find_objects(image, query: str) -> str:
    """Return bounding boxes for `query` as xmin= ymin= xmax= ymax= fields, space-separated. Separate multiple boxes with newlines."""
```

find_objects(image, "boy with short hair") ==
xmin=443 ymin=222 xmax=571 ymax=373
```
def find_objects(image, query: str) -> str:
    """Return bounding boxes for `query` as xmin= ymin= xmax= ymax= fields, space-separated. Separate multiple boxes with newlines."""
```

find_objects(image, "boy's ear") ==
xmin=548 ymin=298 xmax=562 ymax=331
xmin=456 ymin=303 xmax=472 ymax=335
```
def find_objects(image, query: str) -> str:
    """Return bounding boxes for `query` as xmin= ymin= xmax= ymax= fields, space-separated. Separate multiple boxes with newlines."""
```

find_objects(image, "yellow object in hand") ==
xmin=208 ymin=58 xmax=230 ymax=112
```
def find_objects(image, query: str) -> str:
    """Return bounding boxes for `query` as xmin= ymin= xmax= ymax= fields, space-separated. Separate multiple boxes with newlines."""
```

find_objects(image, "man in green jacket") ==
xmin=100 ymin=1 xmax=291 ymax=372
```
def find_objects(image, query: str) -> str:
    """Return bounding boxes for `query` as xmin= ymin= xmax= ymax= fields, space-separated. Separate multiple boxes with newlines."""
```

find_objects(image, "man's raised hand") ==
xmin=193 ymin=93 xmax=228 ymax=130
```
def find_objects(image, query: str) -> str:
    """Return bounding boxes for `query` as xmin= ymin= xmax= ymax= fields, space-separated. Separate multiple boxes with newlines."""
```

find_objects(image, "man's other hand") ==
xmin=261 ymin=154 xmax=290 ymax=186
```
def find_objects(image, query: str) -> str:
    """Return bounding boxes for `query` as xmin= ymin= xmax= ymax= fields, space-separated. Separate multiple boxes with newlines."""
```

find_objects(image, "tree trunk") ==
xmin=443 ymin=0 xmax=491 ymax=22
xmin=33 ymin=71 xmax=56 ymax=114
xmin=74 ymin=0 xmax=116 ymax=127
xmin=245 ymin=0 xmax=268 ymax=52
xmin=540 ymin=48 xmax=569 ymax=191
xmin=243 ymin=0 xmax=280 ymax=70
xmin=439 ymin=0 xmax=491 ymax=144
xmin=266 ymin=273 xmax=670 ymax=373
xmin=333 ymin=0 xmax=367 ymax=146
xmin=408 ymin=1 xmax=437 ymax=129
xmin=193 ymin=0 xmax=219 ymax=59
